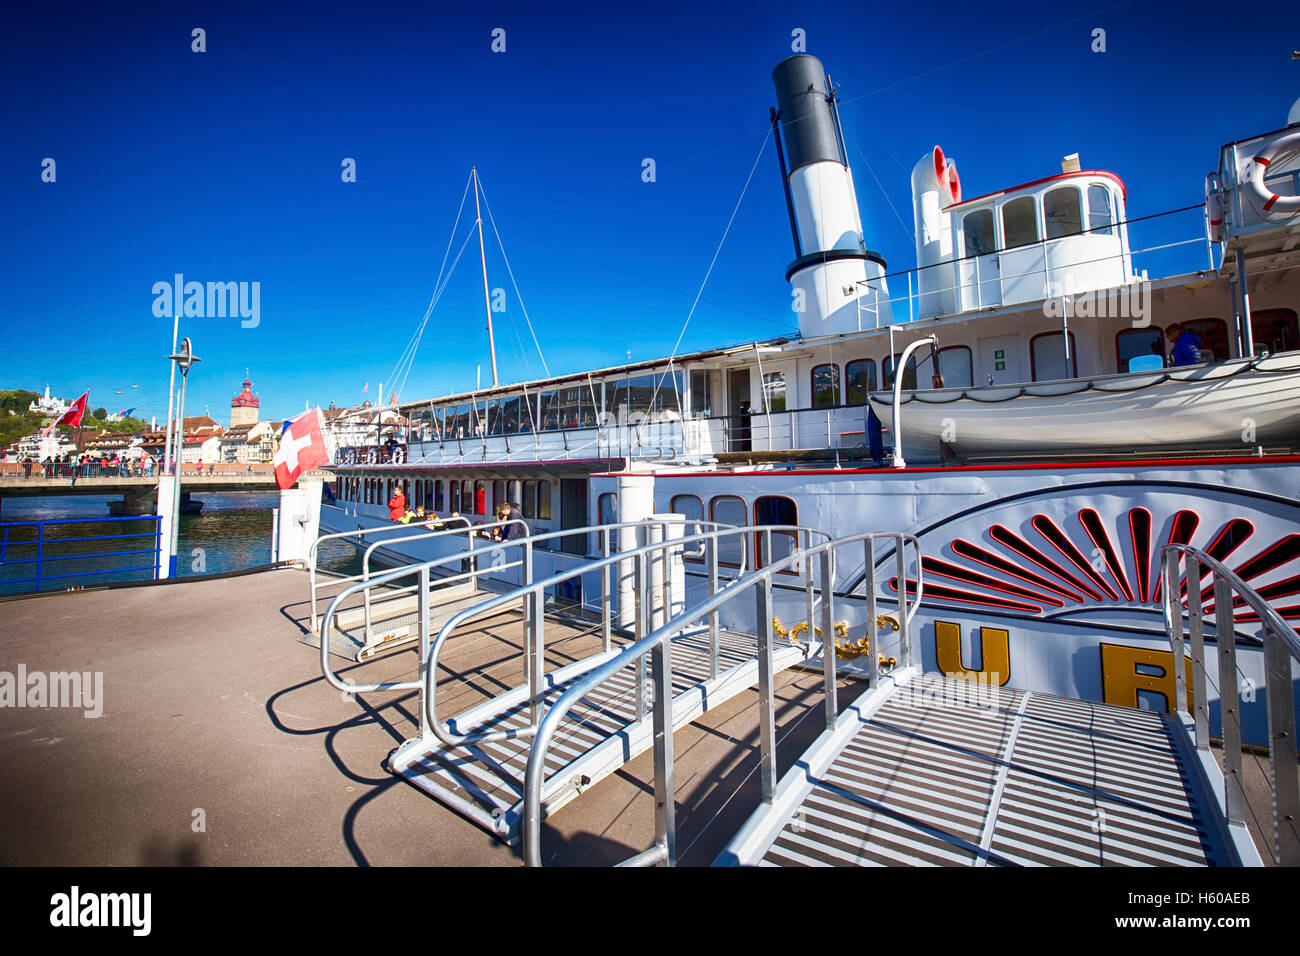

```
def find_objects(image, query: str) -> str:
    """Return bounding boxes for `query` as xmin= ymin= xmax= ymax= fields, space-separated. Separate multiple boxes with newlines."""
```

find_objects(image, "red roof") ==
xmin=232 ymin=377 xmax=260 ymax=409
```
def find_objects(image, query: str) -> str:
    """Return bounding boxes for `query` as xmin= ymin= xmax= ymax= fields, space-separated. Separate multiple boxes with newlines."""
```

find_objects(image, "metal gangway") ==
xmin=318 ymin=517 xmax=835 ymax=843
xmin=522 ymin=534 xmax=1298 ymax=867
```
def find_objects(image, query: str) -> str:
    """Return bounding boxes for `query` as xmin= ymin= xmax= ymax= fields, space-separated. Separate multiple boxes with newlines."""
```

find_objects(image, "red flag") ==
xmin=273 ymin=409 xmax=330 ymax=489
xmin=42 ymin=391 xmax=88 ymax=437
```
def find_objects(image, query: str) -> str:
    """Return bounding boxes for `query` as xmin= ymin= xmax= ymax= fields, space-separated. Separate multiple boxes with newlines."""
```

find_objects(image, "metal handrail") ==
xmin=1160 ymin=542 xmax=1300 ymax=865
xmin=0 ymin=515 xmax=164 ymax=593
xmin=419 ymin=524 xmax=831 ymax=750
xmin=309 ymin=515 xmax=477 ymax=629
xmin=523 ymin=530 xmax=922 ymax=866
xmin=318 ymin=518 xmax=727 ymax=698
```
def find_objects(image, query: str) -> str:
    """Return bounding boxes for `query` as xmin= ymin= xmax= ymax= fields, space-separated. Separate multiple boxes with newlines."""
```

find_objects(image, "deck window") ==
xmin=1030 ymin=331 xmax=1078 ymax=381
xmin=538 ymin=391 xmax=559 ymax=431
xmin=473 ymin=481 xmax=486 ymax=515
xmin=845 ymin=358 xmax=877 ymax=404
xmin=937 ymin=346 xmax=973 ymax=388
xmin=1044 ymin=186 xmax=1083 ymax=240
xmin=670 ymin=495 xmax=705 ymax=563
xmin=450 ymin=481 xmax=461 ymax=513
xmin=1088 ymin=185 xmax=1114 ymax=236
xmin=963 ymin=208 xmax=996 ymax=256
xmin=1251 ymin=309 xmax=1299 ymax=355
xmin=761 ymin=372 xmax=786 ymax=412
xmin=811 ymin=364 xmax=841 ymax=408
xmin=536 ymin=481 xmax=552 ymax=520
xmin=710 ymin=495 xmax=747 ymax=567
xmin=1184 ymin=318 xmax=1230 ymax=363
xmin=882 ymin=354 xmax=918 ymax=390
xmin=522 ymin=481 xmax=536 ymax=519
xmin=1001 ymin=196 xmax=1039 ymax=249
xmin=1117 ymin=328 xmax=1164 ymax=371
xmin=434 ymin=480 xmax=445 ymax=512
xmin=689 ymin=369 xmax=713 ymax=418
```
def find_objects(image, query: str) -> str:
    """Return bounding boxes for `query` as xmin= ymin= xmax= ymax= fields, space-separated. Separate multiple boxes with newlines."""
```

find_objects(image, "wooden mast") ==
xmin=472 ymin=167 xmax=499 ymax=388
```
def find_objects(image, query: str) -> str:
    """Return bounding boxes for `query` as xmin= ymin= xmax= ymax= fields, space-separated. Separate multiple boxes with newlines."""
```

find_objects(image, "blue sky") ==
xmin=2 ymin=0 xmax=1297 ymax=424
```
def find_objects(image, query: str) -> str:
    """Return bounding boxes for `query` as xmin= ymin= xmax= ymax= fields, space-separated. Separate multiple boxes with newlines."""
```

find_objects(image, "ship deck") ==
xmin=0 ymin=568 xmax=855 ymax=866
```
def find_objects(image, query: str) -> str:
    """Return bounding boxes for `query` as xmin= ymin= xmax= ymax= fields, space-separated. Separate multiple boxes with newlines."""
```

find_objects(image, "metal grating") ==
xmin=761 ymin=673 xmax=1228 ymax=867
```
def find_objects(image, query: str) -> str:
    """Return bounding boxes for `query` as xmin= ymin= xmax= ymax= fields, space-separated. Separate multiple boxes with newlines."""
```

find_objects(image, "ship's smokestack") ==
xmin=771 ymin=55 xmax=892 ymax=337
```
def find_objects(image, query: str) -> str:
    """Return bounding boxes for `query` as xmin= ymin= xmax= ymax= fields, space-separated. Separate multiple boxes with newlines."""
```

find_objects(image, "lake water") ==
xmin=0 ymin=492 xmax=362 ymax=596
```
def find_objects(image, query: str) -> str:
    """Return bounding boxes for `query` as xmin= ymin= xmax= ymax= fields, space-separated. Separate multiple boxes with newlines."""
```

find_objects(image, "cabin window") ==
xmin=1117 ymin=328 xmax=1164 ymax=371
xmin=473 ymin=480 xmax=487 ymax=515
xmin=1030 ymin=331 xmax=1078 ymax=381
xmin=485 ymin=399 xmax=503 ymax=436
xmin=963 ymin=209 xmax=996 ymax=256
xmin=761 ymin=372 xmax=787 ymax=412
xmin=461 ymin=479 xmax=473 ymax=513
xmin=937 ymin=346 xmax=973 ymax=388
xmin=1087 ymin=185 xmax=1114 ymax=236
xmin=538 ymin=391 xmax=559 ymax=431
xmin=1043 ymin=186 xmax=1083 ymax=239
xmin=522 ymin=481 xmax=536 ymax=519
xmin=536 ymin=481 xmax=552 ymax=520
xmin=596 ymin=492 xmax=617 ymax=551
xmin=501 ymin=397 xmax=521 ymax=434
xmin=811 ymin=364 xmax=841 ymax=407
xmin=845 ymin=358 xmax=877 ymax=404
xmin=670 ymin=495 xmax=705 ymax=563
xmin=710 ymin=496 xmax=747 ymax=567
xmin=434 ymin=480 xmax=445 ymax=512
xmin=754 ymin=496 xmax=798 ymax=570
xmin=689 ymin=369 xmax=713 ymax=418
xmin=1184 ymin=318 xmax=1230 ymax=363
xmin=882 ymin=354 xmax=918 ymax=390
xmin=1251 ymin=309 xmax=1299 ymax=355
xmin=413 ymin=481 xmax=423 ymax=509
xmin=507 ymin=480 xmax=522 ymax=513
xmin=450 ymin=481 xmax=461 ymax=513
xmin=1001 ymin=196 xmax=1039 ymax=249
xmin=556 ymin=386 xmax=589 ymax=429
xmin=492 ymin=480 xmax=506 ymax=515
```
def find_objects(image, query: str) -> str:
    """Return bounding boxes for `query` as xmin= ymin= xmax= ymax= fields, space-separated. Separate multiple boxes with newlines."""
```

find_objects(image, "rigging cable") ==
xmin=477 ymin=176 xmax=552 ymax=379
xmin=647 ymin=128 xmax=772 ymax=414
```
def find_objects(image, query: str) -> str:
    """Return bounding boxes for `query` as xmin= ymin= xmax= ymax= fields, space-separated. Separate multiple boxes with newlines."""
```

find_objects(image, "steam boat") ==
xmin=317 ymin=54 xmax=1300 ymax=769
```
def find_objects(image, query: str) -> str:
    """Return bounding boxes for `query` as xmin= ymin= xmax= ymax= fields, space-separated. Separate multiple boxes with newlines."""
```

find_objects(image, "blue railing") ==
xmin=0 ymin=515 xmax=163 ymax=594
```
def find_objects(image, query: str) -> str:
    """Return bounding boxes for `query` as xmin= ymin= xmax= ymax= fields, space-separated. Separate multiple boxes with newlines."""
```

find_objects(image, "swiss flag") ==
xmin=273 ymin=409 xmax=331 ymax=489
xmin=41 ymin=390 xmax=89 ymax=437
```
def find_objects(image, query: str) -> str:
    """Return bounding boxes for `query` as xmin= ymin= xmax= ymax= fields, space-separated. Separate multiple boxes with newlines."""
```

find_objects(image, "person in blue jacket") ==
xmin=1165 ymin=323 xmax=1202 ymax=366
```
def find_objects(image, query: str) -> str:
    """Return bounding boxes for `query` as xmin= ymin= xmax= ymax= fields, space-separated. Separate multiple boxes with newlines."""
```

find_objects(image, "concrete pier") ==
xmin=0 ymin=568 xmax=839 ymax=866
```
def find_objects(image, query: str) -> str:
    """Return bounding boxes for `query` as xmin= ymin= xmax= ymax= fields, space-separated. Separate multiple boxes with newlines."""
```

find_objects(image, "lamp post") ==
xmin=166 ymin=338 xmax=200 ymax=578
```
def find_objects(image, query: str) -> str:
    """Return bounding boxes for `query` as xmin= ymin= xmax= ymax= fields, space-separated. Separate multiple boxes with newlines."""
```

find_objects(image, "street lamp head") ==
xmin=168 ymin=337 xmax=202 ymax=372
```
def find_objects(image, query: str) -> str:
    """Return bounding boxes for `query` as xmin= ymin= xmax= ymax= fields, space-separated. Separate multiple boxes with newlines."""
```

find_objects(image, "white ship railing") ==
xmin=1161 ymin=543 xmax=1300 ymax=866
xmin=522 ymin=530 xmax=922 ymax=866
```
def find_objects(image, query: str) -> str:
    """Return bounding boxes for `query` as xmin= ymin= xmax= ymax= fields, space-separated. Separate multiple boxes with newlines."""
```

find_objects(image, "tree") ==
xmin=92 ymin=407 xmax=107 ymax=421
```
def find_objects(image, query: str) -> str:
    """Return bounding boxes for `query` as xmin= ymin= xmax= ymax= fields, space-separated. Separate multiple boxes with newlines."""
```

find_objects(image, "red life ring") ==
xmin=1243 ymin=129 xmax=1300 ymax=216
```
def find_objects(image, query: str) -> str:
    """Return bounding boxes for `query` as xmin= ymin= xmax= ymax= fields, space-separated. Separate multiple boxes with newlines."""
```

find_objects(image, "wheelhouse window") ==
xmin=754 ymin=496 xmax=798 ymax=570
xmin=811 ymin=364 xmax=841 ymax=408
xmin=1117 ymin=328 xmax=1164 ymax=371
xmin=1001 ymin=196 xmax=1039 ymax=249
xmin=845 ymin=358 xmax=877 ymax=404
xmin=1251 ymin=309 xmax=1299 ymax=355
xmin=710 ymin=495 xmax=747 ymax=567
xmin=1030 ymin=331 xmax=1078 ymax=381
xmin=882 ymin=354 xmax=918 ymax=390
xmin=1087 ymin=185 xmax=1114 ymax=236
xmin=937 ymin=346 xmax=973 ymax=388
xmin=962 ymin=208 xmax=996 ymax=255
xmin=1043 ymin=186 xmax=1082 ymax=239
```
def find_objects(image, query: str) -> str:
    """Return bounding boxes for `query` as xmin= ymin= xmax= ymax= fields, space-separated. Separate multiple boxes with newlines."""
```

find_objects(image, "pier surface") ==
xmin=0 ymin=568 xmax=833 ymax=866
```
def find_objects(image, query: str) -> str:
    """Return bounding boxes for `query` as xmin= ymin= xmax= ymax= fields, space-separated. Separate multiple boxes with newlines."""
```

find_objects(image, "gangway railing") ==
xmin=522 ymin=530 xmax=922 ymax=866
xmin=317 ymin=522 xmax=754 ymax=702
xmin=416 ymin=523 xmax=829 ymax=751
xmin=1161 ymin=543 xmax=1300 ymax=866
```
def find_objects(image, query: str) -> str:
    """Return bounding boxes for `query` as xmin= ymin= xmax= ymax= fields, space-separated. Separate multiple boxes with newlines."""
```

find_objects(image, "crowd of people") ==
xmin=20 ymin=453 xmax=157 ymax=479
